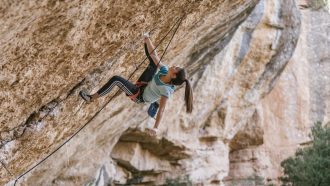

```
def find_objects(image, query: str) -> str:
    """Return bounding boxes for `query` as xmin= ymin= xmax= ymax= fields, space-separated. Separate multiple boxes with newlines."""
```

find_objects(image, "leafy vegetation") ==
xmin=280 ymin=122 xmax=330 ymax=186
xmin=310 ymin=0 xmax=330 ymax=10
xmin=165 ymin=175 xmax=192 ymax=186
xmin=227 ymin=175 xmax=275 ymax=186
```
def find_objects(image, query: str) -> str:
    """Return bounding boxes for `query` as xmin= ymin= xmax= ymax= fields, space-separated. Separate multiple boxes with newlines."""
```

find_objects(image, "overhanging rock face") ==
xmin=118 ymin=129 xmax=191 ymax=162
xmin=0 ymin=0 xmax=309 ymax=185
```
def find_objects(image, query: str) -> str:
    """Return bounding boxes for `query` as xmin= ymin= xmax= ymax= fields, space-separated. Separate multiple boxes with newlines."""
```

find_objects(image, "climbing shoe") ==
xmin=79 ymin=90 xmax=91 ymax=102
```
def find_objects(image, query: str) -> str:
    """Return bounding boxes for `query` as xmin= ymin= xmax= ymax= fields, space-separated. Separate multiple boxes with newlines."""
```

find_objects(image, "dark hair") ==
xmin=171 ymin=68 xmax=193 ymax=113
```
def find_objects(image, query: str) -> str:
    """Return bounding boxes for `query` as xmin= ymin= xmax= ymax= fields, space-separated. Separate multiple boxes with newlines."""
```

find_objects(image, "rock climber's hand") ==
xmin=145 ymin=128 xmax=157 ymax=136
xmin=143 ymin=32 xmax=150 ymax=39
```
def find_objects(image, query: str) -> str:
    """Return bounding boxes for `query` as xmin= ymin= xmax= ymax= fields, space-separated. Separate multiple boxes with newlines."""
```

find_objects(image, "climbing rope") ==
xmin=1 ymin=159 xmax=13 ymax=177
xmin=12 ymin=14 xmax=184 ymax=185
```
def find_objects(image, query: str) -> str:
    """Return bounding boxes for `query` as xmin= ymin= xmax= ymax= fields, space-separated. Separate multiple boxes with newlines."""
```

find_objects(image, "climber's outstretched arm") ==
xmin=154 ymin=96 xmax=167 ymax=129
xmin=144 ymin=35 xmax=164 ymax=68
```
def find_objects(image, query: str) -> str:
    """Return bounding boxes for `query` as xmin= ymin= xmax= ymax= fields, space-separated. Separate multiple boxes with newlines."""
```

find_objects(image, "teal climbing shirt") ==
xmin=142 ymin=65 xmax=175 ymax=103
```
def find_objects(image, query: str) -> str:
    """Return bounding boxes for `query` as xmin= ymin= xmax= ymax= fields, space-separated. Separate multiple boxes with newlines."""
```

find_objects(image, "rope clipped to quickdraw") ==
xmin=13 ymin=14 xmax=185 ymax=186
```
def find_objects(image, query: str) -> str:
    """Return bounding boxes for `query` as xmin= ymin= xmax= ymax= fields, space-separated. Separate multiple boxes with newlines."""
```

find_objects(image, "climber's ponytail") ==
xmin=172 ymin=68 xmax=193 ymax=113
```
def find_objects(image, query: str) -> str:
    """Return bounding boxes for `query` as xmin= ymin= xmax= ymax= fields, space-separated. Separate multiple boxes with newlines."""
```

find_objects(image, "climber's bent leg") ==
xmin=95 ymin=75 xmax=139 ymax=98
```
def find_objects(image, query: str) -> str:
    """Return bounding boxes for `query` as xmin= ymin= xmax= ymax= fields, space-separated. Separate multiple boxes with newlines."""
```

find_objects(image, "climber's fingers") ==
xmin=145 ymin=128 xmax=156 ymax=136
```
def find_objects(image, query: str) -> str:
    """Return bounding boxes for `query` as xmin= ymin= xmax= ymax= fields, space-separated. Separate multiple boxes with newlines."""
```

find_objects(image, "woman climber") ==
xmin=79 ymin=33 xmax=193 ymax=135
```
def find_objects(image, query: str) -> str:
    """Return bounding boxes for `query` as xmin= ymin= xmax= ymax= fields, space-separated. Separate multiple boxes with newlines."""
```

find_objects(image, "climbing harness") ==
xmin=127 ymin=81 xmax=148 ymax=103
xmin=12 ymin=14 xmax=185 ymax=186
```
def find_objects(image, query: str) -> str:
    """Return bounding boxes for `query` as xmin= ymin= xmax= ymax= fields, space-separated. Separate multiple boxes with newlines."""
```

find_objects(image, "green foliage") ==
xmin=227 ymin=175 xmax=275 ymax=186
xmin=310 ymin=0 xmax=329 ymax=10
xmin=280 ymin=122 xmax=330 ymax=186
xmin=165 ymin=175 xmax=192 ymax=186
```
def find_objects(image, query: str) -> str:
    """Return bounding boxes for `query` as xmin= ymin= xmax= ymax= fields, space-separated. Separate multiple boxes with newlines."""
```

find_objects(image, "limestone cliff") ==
xmin=225 ymin=1 xmax=330 ymax=185
xmin=0 ymin=0 xmax=328 ymax=185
